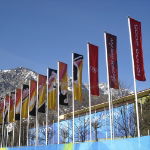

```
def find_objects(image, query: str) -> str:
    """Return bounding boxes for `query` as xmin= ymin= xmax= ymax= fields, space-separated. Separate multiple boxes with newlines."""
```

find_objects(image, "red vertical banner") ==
xmin=0 ymin=99 xmax=4 ymax=124
xmin=105 ymin=33 xmax=119 ymax=89
xmin=129 ymin=17 xmax=146 ymax=81
xmin=38 ymin=74 xmax=47 ymax=113
xmin=29 ymin=80 xmax=37 ymax=116
xmin=88 ymin=43 xmax=99 ymax=96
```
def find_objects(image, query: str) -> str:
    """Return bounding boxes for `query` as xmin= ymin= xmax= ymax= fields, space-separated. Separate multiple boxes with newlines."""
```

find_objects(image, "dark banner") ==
xmin=106 ymin=33 xmax=119 ymax=89
xmin=48 ymin=68 xmax=57 ymax=110
xmin=129 ymin=17 xmax=146 ymax=81
xmin=59 ymin=62 xmax=68 ymax=105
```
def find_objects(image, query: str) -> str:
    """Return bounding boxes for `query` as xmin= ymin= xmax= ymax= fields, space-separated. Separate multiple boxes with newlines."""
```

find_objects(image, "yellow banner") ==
xmin=48 ymin=69 xmax=57 ymax=110
xmin=73 ymin=53 xmax=83 ymax=102
xmin=21 ymin=85 xmax=29 ymax=119
xmin=21 ymin=97 xmax=29 ymax=118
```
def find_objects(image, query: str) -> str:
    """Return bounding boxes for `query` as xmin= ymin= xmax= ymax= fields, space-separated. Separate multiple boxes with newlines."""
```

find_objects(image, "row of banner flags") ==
xmin=0 ymin=17 xmax=146 ymax=129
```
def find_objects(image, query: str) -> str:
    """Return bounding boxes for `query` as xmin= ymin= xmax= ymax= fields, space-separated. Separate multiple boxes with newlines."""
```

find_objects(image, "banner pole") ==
xmin=12 ymin=90 xmax=16 ymax=147
xmin=104 ymin=107 xmax=108 ymax=140
xmin=104 ymin=32 xmax=113 ymax=140
xmin=110 ymin=89 xmax=114 ymax=139
xmin=46 ymin=68 xmax=49 ymax=145
xmin=72 ymin=53 xmax=75 ymax=143
xmin=128 ymin=17 xmax=140 ymax=138
xmin=6 ymin=93 xmax=11 ymax=147
xmin=19 ymin=86 xmax=23 ymax=146
xmin=87 ymin=43 xmax=92 ymax=141
xmin=35 ymin=75 xmax=39 ymax=145
xmin=1 ymin=98 xmax=5 ymax=147
xmin=26 ymin=81 xmax=30 ymax=146
xmin=126 ymin=103 xmax=130 ymax=137
xmin=57 ymin=62 xmax=60 ymax=144
xmin=53 ymin=120 xmax=54 ymax=144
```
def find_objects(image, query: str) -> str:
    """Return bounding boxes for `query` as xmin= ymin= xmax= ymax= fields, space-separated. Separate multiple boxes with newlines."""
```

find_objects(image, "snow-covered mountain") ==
xmin=0 ymin=66 xmax=132 ymax=124
xmin=0 ymin=67 xmax=131 ymax=114
xmin=0 ymin=67 xmax=37 ymax=97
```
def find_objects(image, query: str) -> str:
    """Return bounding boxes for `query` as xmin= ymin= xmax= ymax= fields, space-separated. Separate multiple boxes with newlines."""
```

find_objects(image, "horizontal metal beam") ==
xmin=60 ymin=88 xmax=150 ymax=120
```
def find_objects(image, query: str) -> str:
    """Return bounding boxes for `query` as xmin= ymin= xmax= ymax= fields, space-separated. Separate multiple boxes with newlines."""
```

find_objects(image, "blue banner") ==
xmin=2 ymin=136 xmax=150 ymax=150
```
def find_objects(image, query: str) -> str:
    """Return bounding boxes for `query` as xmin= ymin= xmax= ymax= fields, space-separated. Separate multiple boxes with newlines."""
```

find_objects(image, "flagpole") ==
xmin=53 ymin=119 xmax=54 ymax=144
xmin=35 ymin=75 xmax=39 ymax=145
xmin=72 ymin=53 xmax=75 ymax=143
xmin=126 ymin=103 xmax=130 ymax=137
xmin=4 ymin=124 xmax=6 ymax=147
xmin=12 ymin=90 xmax=16 ymax=147
xmin=46 ymin=68 xmax=49 ymax=145
xmin=57 ymin=62 xmax=60 ymax=144
xmin=140 ymin=99 xmax=143 ymax=116
xmin=6 ymin=126 xmax=8 ymax=147
xmin=6 ymin=93 xmax=11 ymax=147
xmin=104 ymin=32 xmax=113 ymax=140
xmin=87 ymin=43 xmax=92 ymax=141
xmin=1 ymin=98 xmax=5 ymax=147
xmin=110 ymin=89 xmax=114 ymax=139
xmin=104 ymin=107 xmax=108 ymax=140
xmin=19 ymin=86 xmax=23 ymax=146
xmin=27 ymin=81 xmax=30 ymax=146
xmin=128 ymin=17 xmax=140 ymax=138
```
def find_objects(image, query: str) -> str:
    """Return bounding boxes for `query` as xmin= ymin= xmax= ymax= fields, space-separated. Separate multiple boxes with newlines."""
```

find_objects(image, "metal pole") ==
xmin=87 ymin=43 xmax=92 ymax=141
xmin=19 ymin=86 xmax=23 ymax=146
xmin=27 ymin=81 xmax=30 ymax=146
xmin=104 ymin=32 xmax=113 ymax=140
xmin=35 ymin=75 xmax=39 ymax=145
xmin=72 ymin=53 xmax=75 ymax=143
xmin=46 ymin=68 xmax=49 ymax=145
xmin=1 ymin=98 xmax=5 ymax=147
xmin=6 ymin=93 xmax=11 ymax=147
xmin=57 ymin=62 xmax=60 ymax=144
xmin=128 ymin=17 xmax=140 ymax=138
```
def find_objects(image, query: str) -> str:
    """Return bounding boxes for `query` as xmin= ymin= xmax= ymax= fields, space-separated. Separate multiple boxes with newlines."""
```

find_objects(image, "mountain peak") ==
xmin=0 ymin=67 xmax=37 ymax=96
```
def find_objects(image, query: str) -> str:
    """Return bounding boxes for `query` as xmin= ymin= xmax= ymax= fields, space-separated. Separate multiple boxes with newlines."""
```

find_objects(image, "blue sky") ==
xmin=0 ymin=0 xmax=150 ymax=91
